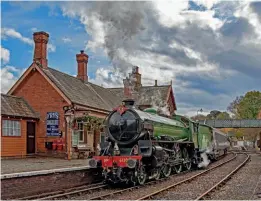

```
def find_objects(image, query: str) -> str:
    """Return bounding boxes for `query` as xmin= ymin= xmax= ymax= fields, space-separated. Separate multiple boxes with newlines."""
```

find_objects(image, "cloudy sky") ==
xmin=1 ymin=1 xmax=261 ymax=117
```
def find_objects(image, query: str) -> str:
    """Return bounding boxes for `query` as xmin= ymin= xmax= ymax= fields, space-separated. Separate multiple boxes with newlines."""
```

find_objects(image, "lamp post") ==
xmin=197 ymin=108 xmax=203 ymax=116
xmin=64 ymin=106 xmax=74 ymax=160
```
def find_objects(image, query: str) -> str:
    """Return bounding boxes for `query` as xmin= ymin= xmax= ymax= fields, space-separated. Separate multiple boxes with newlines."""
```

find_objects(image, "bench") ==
xmin=75 ymin=145 xmax=93 ymax=159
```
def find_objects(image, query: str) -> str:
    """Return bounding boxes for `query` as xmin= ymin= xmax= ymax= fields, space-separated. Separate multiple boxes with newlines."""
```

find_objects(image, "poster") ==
xmin=46 ymin=112 xmax=59 ymax=136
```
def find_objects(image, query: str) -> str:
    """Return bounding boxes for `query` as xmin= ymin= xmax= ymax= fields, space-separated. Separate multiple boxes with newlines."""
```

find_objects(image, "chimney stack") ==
xmin=132 ymin=66 xmax=142 ymax=91
xmin=155 ymin=80 xmax=158 ymax=86
xmin=123 ymin=77 xmax=132 ymax=99
xmin=76 ymin=50 xmax=89 ymax=82
xmin=33 ymin=31 xmax=49 ymax=68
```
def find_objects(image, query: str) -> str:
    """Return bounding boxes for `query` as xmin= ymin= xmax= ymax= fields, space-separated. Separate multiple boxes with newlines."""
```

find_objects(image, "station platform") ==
xmin=1 ymin=157 xmax=90 ymax=179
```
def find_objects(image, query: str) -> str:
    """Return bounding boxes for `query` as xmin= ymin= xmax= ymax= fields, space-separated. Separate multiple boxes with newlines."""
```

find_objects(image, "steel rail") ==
xmin=16 ymin=153 xmax=232 ymax=200
xmin=135 ymin=153 xmax=238 ymax=200
xmin=194 ymin=153 xmax=250 ymax=200
xmin=88 ymin=176 xmax=175 ymax=200
xmin=16 ymin=183 xmax=106 ymax=200
xmin=88 ymin=165 xmax=205 ymax=200
xmin=17 ymin=182 xmax=104 ymax=200
xmin=38 ymin=184 xmax=107 ymax=200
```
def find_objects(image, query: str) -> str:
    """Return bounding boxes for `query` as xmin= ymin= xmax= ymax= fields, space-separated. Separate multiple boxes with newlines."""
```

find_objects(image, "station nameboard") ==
xmin=46 ymin=112 xmax=59 ymax=136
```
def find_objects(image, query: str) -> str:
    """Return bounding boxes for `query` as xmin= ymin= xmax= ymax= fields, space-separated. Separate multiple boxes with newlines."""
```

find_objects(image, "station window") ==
xmin=2 ymin=120 xmax=21 ymax=136
xmin=78 ymin=122 xmax=84 ymax=142
xmin=100 ymin=132 xmax=106 ymax=143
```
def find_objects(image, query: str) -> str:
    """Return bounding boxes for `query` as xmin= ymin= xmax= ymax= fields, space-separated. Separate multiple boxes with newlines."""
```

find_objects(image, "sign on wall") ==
xmin=46 ymin=112 xmax=59 ymax=136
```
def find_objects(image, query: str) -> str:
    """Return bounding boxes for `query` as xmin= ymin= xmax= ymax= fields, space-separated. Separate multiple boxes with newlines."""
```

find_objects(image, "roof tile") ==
xmin=1 ymin=94 xmax=39 ymax=118
xmin=41 ymin=67 xmax=171 ymax=111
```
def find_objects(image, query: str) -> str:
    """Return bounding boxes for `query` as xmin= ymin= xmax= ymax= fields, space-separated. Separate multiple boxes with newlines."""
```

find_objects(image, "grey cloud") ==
xmin=210 ymin=49 xmax=261 ymax=79
xmin=60 ymin=1 xmax=261 ymax=115
xmin=250 ymin=2 xmax=261 ymax=21
xmin=220 ymin=17 xmax=256 ymax=42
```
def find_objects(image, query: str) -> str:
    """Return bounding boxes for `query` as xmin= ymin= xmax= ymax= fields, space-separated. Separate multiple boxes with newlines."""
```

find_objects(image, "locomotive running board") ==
xmin=152 ymin=140 xmax=194 ymax=144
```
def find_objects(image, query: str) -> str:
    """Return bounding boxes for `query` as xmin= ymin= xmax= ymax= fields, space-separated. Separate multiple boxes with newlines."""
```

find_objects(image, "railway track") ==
xmin=17 ymin=182 xmax=107 ymax=200
xmin=195 ymin=153 xmax=250 ymax=200
xmin=74 ymin=153 xmax=236 ymax=200
xmin=136 ymin=153 xmax=249 ymax=200
xmin=16 ymin=153 xmax=236 ymax=200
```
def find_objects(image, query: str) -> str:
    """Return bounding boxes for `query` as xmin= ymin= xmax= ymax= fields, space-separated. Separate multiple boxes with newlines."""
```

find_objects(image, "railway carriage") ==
xmin=89 ymin=99 xmax=230 ymax=186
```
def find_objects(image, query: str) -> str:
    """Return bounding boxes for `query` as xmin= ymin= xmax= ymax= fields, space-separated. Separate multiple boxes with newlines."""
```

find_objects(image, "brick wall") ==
xmin=11 ymin=69 xmax=68 ymax=153
xmin=1 ymin=118 xmax=27 ymax=157
xmin=1 ymin=168 xmax=102 ymax=199
xmin=10 ymin=68 xmax=109 ymax=155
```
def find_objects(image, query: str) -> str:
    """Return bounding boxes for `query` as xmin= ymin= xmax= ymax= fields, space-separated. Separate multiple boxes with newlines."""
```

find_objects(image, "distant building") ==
xmin=2 ymin=31 xmax=177 ymax=159
xmin=109 ymin=66 xmax=177 ymax=115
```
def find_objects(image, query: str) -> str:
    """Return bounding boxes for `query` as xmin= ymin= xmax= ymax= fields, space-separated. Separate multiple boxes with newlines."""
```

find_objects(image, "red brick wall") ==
xmin=11 ymin=69 xmax=68 ymax=153
xmin=1 ymin=118 xmax=27 ymax=157
xmin=1 ymin=168 xmax=102 ymax=199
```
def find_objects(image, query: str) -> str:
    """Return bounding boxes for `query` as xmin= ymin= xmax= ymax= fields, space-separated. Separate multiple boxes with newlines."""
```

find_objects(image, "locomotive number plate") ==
xmin=94 ymin=156 xmax=142 ymax=168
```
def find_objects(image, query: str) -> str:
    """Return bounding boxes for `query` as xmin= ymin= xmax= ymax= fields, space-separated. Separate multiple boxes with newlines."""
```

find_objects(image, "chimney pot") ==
xmin=155 ymin=80 xmax=158 ymax=86
xmin=33 ymin=31 xmax=49 ymax=68
xmin=76 ymin=50 xmax=89 ymax=82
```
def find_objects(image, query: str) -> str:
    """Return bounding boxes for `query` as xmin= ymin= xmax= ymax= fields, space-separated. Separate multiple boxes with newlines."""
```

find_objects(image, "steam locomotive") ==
xmin=88 ymin=99 xmax=230 ymax=186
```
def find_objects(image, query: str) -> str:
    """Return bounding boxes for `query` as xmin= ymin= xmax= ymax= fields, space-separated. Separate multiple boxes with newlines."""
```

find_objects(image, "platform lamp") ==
xmin=197 ymin=108 xmax=203 ymax=116
xmin=63 ymin=106 xmax=74 ymax=160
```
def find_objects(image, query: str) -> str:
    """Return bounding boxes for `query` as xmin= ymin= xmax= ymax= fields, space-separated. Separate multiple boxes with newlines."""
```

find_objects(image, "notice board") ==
xmin=46 ymin=112 xmax=59 ymax=136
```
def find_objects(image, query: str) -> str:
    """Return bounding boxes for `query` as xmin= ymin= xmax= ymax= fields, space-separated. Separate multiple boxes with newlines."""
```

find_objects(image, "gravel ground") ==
xmin=71 ymin=153 xmax=235 ymax=200
xmin=209 ymin=153 xmax=261 ymax=200
xmin=154 ymin=154 xmax=249 ymax=200
xmin=1 ymin=158 xmax=90 ymax=174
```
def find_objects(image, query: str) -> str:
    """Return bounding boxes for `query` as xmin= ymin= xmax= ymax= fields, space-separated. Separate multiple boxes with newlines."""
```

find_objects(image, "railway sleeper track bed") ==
xmin=136 ymin=153 xmax=250 ymax=200
xmin=70 ymin=153 xmax=235 ymax=200
xmin=16 ymin=153 xmax=235 ymax=200
xmin=16 ymin=182 xmax=106 ymax=200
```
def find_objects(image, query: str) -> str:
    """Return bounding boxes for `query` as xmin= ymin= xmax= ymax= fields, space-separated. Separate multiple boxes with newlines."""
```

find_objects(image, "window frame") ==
xmin=100 ymin=132 xmax=106 ymax=143
xmin=2 ymin=119 xmax=22 ymax=137
xmin=77 ymin=122 xmax=84 ymax=143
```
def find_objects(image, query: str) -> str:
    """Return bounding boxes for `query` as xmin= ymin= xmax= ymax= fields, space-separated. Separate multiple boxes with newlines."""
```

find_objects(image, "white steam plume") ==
xmin=149 ymin=89 xmax=171 ymax=117
xmin=83 ymin=2 xmax=150 ymax=75
xmin=198 ymin=152 xmax=210 ymax=168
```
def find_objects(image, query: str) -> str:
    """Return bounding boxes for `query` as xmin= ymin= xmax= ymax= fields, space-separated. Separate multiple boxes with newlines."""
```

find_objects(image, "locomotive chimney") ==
xmin=122 ymin=99 xmax=135 ymax=108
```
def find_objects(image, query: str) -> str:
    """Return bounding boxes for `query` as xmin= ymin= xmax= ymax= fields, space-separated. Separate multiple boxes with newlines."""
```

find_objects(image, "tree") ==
xmin=238 ymin=91 xmax=261 ymax=119
xmin=227 ymin=96 xmax=243 ymax=118
xmin=242 ymin=128 xmax=260 ymax=142
xmin=190 ymin=110 xmax=231 ymax=121
xmin=216 ymin=112 xmax=231 ymax=120
xmin=227 ymin=91 xmax=261 ymax=119
xmin=207 ymin=110 xmax=221 ymax=119
xmin=191 ymin=114 xmax=207 ymax=121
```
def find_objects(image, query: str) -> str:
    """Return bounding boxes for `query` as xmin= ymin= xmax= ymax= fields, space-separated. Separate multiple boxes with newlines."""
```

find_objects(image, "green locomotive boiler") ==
xmin=89 ymin=99 xmax=230 ymax=185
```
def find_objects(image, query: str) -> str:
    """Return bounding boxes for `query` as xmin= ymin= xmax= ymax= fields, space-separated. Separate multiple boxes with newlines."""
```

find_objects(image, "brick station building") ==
xmin=2 ymin=31 xmax=177 ymax=159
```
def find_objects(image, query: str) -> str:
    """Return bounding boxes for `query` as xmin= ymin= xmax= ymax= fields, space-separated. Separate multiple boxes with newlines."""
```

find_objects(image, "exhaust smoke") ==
xmin=198 ymin=152 xmax=210 ymax=168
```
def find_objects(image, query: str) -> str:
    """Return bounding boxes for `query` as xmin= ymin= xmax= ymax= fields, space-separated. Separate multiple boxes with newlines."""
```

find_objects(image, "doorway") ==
xmin=27 ymin=122 xmax=36 ymax=154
